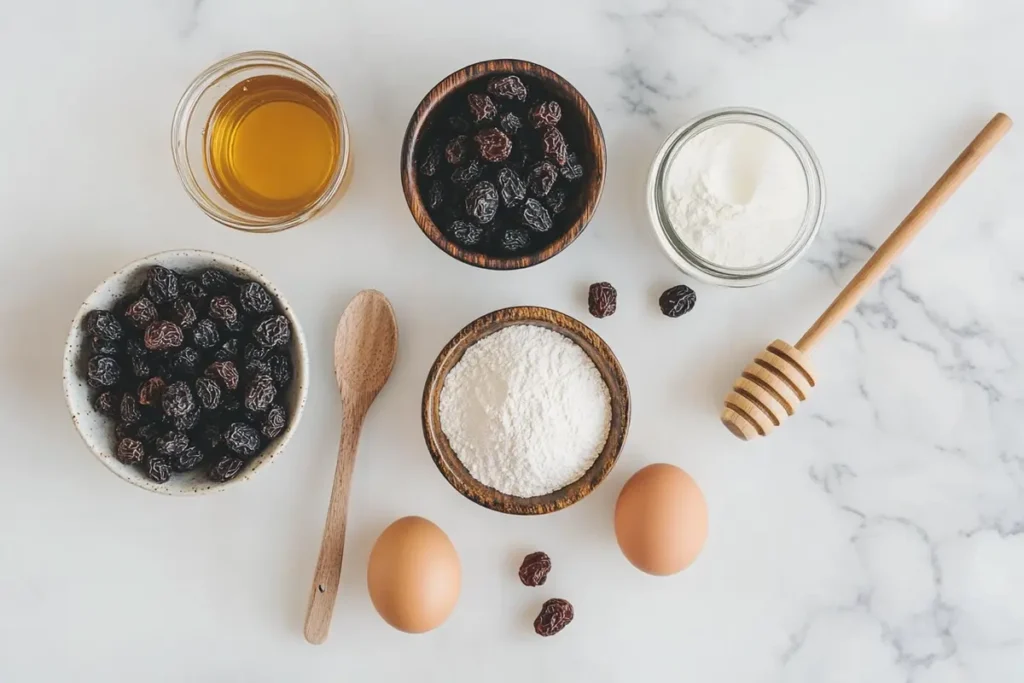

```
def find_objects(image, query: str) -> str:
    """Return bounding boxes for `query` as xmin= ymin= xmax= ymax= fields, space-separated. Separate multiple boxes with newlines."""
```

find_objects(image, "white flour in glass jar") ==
xmin=664 ymin=122 xmax=808 ymax=268
xmin=438 ymin=325 xmax=611 ymax=498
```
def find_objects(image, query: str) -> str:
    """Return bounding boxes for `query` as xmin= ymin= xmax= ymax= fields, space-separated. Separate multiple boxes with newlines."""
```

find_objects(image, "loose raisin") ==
xmin=588 ymin=282 xmax=617 ymax=318
xmin=195 ymin=376 xmax=222 ymax=410
xmin=199 ymin=269 xmax=233 ymax=294
xmin=527 ymin=162 xmax=558 ymax=197
xmin=465 ymin=181 xmax=499 ymax=224
xmin=120 ymin=393 xmax=142 ymax=424
xmin=156 ymin=430 xmax=189 ymax=458
xmin=238 ymin=281 xmax=274 ymax=314
xmin=450 ymin=220 xmax=485 ymax=246
xmin=245 ymin=358 xmax=271 ymax=377
xmin=191 ymin=319 xmax=219 ymax=349
xmin=544 ymin=188 xmax=567 ymax=215
xmin=162 ymin=381 xmax=195 ymax=419
xmin=529 ymin=101 xmax=562 ymax=128
xmin=501 ymin=228 xmax=530 ymax=252
xmin=519 ymin=551 xmax=552 ymax=587
xmin=223 ymin=422 xmax=260 ymax=457
xmin=541 ymin=126 xmax=569 ymax=166
xmin=468 ymin=93 xmax=497 ymax=121
xmin=123 ymin=298 xmax=158 ymax=329
xmin=138 ymin=376 xmax=166 ymax=406
xmin=86 ymin=310 xmax=123 ymax=342
xmin=243 ymin=343 xmax=270 ymax=364
xmin=253 ymin=316 xmax=291 ymax=348
xmin=137 ymin=422 xmax=160 ymax=444
xmin=262 ymin=404 xmax=287 ymax=439
xmin=130 ymin=354 xmax=151 ymax=379
xmin=500 ymin=112 xmax=522 ymax=135
xmin=497 ymin=167 xmax=526 ymax=207
xmin=534 ymin=599 xmax=574 ymax=636
xmin=475 ymin=128 xmax=512 ymax=163
xmin=145 ymin=456 xmax=172 ymax=483
xmin=427 ymin=180 xmax=444 ymax=210
xmin=171 ymin=346 xmax=201 ymax=375
xmin=560 ymin=152 xmax=584 ymax=181
xmin=445 ymin=135 xmax=469 ymax=165
xmin=487 ymin=75 xmax=528 ymax=101
xmin=214 ymin=338 xmax=239 ymax=361
xmin=451 ymin=160 xmax=482 ymax=188
xmin=244 ymin=374 xmax=276 ymax=413
xmin=87 ymin=355 xmax=120 ymax=388
xmin=521 ymin=199 xmax=553 ymax=233
xmin=659 ymin=285 xmax=697 ymax=318
xmin=145 ymin=267 xmax=180 ymax=304
xmin=268 ymin=354 xmax=292 ymax=387
xmin=209 ymin=455 xmax=245 ymax=482
xmin=116 ymin=438 xmax=145 ymax=465
xmin=208 ymin=296 xmax=240 ymax=328
xmin=172 ymin=406 xmax=201 ymax=432
xmin=95 ymin=391 xmax=119 ymax=416
xmin=172 ymin=299 xmax=197 ymax=329
xmin=143 ymin=320 xmax=184 ymax=351
xmin=171 ymin=445 xmax=205 ymax=472
xmin=180 ymin=278 xmax=207 ymax=303
xmin=206 ymin=360 xmax=240 ymax=391
xmin=418 ymin=142 xmax=442 ymax=177
xmin=198 ymin=423 xmax=223 ymax=451
xmin=90 ymin=336 xmax=119 ymax=356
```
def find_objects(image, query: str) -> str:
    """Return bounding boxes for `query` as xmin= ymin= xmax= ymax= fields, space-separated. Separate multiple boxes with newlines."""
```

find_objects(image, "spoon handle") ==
xmin=303 ymin=398 xmax=368 ymax=644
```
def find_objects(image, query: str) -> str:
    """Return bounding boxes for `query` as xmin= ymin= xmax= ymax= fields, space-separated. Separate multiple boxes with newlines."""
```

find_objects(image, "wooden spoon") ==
xmin=304 ymin=290 xmax=398 ymax=644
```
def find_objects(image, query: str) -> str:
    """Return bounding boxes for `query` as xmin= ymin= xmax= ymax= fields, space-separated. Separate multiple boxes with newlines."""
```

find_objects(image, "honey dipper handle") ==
xmin=796 ymin=113 xmax=1012 ymax=352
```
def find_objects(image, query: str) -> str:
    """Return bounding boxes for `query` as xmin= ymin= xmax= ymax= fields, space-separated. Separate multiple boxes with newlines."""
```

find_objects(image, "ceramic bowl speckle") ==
xmin=62 ymin=250 xmax=309 ymax=495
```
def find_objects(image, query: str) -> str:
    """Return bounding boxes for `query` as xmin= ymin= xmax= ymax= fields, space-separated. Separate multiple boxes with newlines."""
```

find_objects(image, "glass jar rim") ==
xmin=646 ymin=107 xmax=826 ymax=287
xmin=170 ymin=50 xmax=350 ymax=233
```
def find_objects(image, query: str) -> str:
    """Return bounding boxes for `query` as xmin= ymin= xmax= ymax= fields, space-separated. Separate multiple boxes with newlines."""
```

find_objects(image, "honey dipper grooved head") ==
xmin=721 ymin=340 xmax=816 ymax=440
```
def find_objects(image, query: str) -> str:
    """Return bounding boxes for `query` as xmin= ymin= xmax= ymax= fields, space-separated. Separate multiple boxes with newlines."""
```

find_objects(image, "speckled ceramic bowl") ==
xmin=62 ymin=250 xmax=309 ymax=495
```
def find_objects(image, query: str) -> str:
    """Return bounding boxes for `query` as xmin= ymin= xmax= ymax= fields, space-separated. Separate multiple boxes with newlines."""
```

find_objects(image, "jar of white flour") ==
xmin=646 ymin=108 xmax=825 ymax=286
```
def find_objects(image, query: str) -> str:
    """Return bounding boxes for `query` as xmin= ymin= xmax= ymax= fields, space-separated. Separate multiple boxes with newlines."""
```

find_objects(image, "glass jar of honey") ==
xmin=172 ymin=51 xmax=351 ymax=232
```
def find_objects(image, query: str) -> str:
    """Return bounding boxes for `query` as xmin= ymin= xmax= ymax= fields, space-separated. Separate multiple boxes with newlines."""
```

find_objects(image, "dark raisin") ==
xmin=448 ymin=115 xmax=470 ymax=134
xmin=475 ymin=128 xmax=512 ymax=163
xmin=195 ymin=376 xmax=222 ymax=410
xmin=145 ymin=266 xmax=180 ymax=304
xmin=223 ymin=422 xmax=260 ymax=457
xmin=500 ymin=112 xmax=522 ymax=135
xmin=143 ymin=320 xmax=184 ymax=351
xmin=465 ymin=181 xmax=499 ymax=224
xmin=527 ymin=162 xmax=558 ymax=197
xmin=138 ymin=376 xmax=166 ymax=406
xmin=534 ymin=598 xmax=573 ymax=636
xmin=243 ymin=343 xmax=270 ymax=364
xmin=451 ymin=159 xmax=482 ymax=188
xmin=238 ymin=281 xmax=274 ymax=314
xmin=544 ymin=188 xmax=567 ymax=215
xmin=172 ymin=299 xmax=197 ymax=329
xmin=180 ymin=278 xmax=207 ymax=303
xmin=130 ymin=354 xmax=151 ymax=379
xmin=206 ymin=360 xmax=240 ymax=391
xmin=659 ymin=285 xmax=697 ymax=318
xmin=145 ymin=456 xmax=172 ymax=483
xmin=87 ymin=356 xmax=120 ymax=388
xmin=262 ymin=404 xmax=287 ymax=439
xmin=588 ymin=282 xmax=617 ymax=318
xmin=418 ymin=142 xmax=442 ymax=177
xmin=220 ymin=393 xmax=242 ymax=414
xmin=198 ymin=423 xmax=223 ymax=451
xmin=86 ymin=310 xmax=123 ymax=342
xmin=209 ymin=455 xmax=245 ymax=482
xmin=450 ymin=220 xmax=485 ymax=246
xmin=468 ymin=93 xmax=497 ymax=121
xmin=521 ymin=198 xmax=553 ymax=233
xmin=427 ymin=180 xmax=444 ymax=210
xmin=445 ymin=135 xmax=469 ymax=165
xmin=171 ymin=445 xmax=205 ymax=472
xmin=214 ymin=338 xmax=239 ymax=361
xmin=519 ymin=551 xmax=552 ymax=586
xmin=244 ymin=358 xmax=271 ymax=377
xmin=244 ymin=374 xmax=276 ymax=412
xmin=114 ymin=422 xmax=135 ymax=442
xmin=162 ymin=380 xmax=195 ymax=419
xmin=560 ymin=152 xmax=584 ymax=181
xmin=120 ymin=393 xmax=142 ymax=424
xmin=90 ymin=336 xmax=120 ymax=356
xmin=501 ymin=228 xmax=530 ymax=252
xmin=172 ymin=406 xmax=201 ymax=432
xmin=268 ymin=354 xmax=292 ymax=387
xmin=123 ymin=298 xmax=158 ymax=329
xmin=191 ymin=319 xmax=219 ymax=349
xmin=116 ymin=438 xmax=145 ymax=466
xmin=253 ymin=316 xmax=291 ymax=348
xmin=155 ymin=430 xmax=189 ymax=458
xmin=529 ymin=101 xmax=562 ymax=128
xmin=95 ymin=391 xmax=119 ymax=416
xmin=137 ymin=422 xmax=161 ymax=444
xmin=126 ymin=339 xmax=147 ymax=358
xmin=172 ymin=346 xmax=202 ymax=376
xmin=497 ymin=167 xmax=526 ymax=207
xmin=541 ymin=126 xmax=569 ymax=166
xmin=208 ymin=296 xmax=239 ymax=327
xmin=199 ymin=269 xmax=233 ymax=294
xmin=487 ymin=75 xmax=527 ymax=101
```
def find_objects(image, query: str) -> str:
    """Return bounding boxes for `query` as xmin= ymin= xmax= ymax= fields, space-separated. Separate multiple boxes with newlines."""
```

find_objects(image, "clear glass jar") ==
xmin=171 ymin=51 xmax=351 ymax=232
xmin=646 ymin=107 xmax=825 ymax=287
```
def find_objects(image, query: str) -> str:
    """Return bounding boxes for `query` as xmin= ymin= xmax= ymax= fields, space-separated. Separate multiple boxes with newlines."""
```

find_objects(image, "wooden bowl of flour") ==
xmin=422 ymin=306 xmax=630 ymax=515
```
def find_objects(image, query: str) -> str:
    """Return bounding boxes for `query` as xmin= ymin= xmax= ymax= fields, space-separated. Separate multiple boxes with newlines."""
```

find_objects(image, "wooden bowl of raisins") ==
xmin=401 ymin=59 xmax=607 ymax=270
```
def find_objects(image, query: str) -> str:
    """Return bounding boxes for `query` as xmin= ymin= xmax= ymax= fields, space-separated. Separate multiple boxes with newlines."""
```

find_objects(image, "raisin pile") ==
xmin=81 ymin=266 xmax=294 ymax=484
xmin=415 ymin=73 xmax=587 ymax=257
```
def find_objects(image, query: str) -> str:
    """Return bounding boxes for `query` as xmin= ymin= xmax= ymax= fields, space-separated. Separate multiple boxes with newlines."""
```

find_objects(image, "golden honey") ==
xmin=205 ymin=74 xmax=340 ymax=218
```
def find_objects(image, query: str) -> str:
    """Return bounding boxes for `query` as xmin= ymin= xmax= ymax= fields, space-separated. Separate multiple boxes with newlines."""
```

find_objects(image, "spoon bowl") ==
xmin=334 ymin=290 xmax=398 ymax=397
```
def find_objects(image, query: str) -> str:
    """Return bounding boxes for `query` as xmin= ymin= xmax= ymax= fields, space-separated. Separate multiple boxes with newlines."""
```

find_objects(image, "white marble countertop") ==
xmin=2 ymin=1 xmax=1022 ymax=680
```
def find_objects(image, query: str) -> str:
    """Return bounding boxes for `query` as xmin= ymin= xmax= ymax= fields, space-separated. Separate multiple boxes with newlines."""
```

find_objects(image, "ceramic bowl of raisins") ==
xmin=62 ymin=250 xmax=309 ymax=495
xmin=401 ymin=59 xmax=606 ymax=270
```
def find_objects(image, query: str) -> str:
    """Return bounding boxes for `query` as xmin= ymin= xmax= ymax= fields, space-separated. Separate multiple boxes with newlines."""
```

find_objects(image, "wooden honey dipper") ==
xmin=722 ymin=113 xmax=1012 ymax=440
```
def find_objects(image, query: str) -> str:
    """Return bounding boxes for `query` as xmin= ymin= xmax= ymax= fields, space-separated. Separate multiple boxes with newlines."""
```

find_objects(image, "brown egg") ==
xmin=614 ymin=463 xmax=708 ymax=576
xmin=367 ymin=516 xmax=461 ymax=633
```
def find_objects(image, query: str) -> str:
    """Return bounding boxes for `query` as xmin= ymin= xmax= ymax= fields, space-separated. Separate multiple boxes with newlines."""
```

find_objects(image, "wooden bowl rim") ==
xmin=422 ymin=306 xmax=630 ymax=515
xmin=400 ymin=58 xmax=607 ymax=271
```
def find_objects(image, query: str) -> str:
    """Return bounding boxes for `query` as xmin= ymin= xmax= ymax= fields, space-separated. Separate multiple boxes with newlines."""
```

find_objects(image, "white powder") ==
xmin=439 ymin=325 xmax=611 ymax=498
xmin=664 ymin=122 xmax=808 ymax=268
